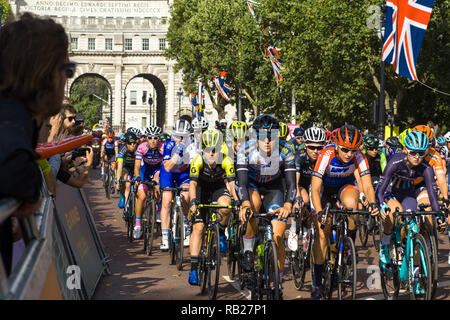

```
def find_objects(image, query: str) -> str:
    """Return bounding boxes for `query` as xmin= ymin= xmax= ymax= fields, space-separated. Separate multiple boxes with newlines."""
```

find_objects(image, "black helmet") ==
xmin=159 ymin=132 xmax=171 ymax=143
xmin=123 ymin=131 xmax=138 ymax=143
xmin=252 ymin=114 xmax=279 ymax=131
xmin=385 ymin=136 xmax=401 ymax=148
xmin=363 ymin=134 xmax=379 ymax=149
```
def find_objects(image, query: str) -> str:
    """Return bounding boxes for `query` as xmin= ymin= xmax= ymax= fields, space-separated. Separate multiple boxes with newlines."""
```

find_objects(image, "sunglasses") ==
xmin=127 ymin=142 xmax=137 ymax=145
xmin=60 ymin=62 xmax=77 ymax=78
xmin=256 ymin=133 xmax=273 ymax=141
xmin=148 ymin=136 xmax=159 ymax=140
xmin=64 ymin=115 xmax=76 ymax=122
xmin=366 ymin=147 xmax=378 ymax=151
xmin=295 ymin=136 xmax=303 ymax=139
xmin=407 ymin=150 xmax=427 ymax=158
xmin=339 ymin=146 xmax=358 ymax=154
xmin=306 ymin=145 xmax=324 ymax=151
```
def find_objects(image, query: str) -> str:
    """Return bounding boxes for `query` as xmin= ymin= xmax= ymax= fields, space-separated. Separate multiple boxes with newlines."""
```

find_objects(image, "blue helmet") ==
xmin=404 ymin=131 xmax=429 ymax=151
xmin=437 ymin=136 xmax=446 ymax=145
xmin=293 ymin=127 xmax=305 ymax=138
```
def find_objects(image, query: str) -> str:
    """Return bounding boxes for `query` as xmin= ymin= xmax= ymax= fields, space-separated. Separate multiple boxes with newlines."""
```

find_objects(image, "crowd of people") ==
xmin=0 ymin=13 xmax=449 ymax=301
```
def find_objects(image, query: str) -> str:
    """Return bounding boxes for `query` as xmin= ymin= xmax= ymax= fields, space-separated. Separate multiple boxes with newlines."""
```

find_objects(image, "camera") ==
xmin=74 ymin=113 xmax=85 ymax=127
xmin=71 ymin=147 xmax=89 ymax=160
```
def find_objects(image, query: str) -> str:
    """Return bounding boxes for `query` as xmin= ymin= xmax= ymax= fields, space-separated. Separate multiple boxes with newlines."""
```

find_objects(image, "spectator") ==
xmin=0 ymin=13 xmax=70 ymax=275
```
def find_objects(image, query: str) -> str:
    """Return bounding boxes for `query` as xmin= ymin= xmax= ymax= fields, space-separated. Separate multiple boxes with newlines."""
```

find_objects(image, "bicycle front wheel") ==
xmin=358 ymin=215 xmax=369 ymax=247
xmin=226 ymin=218 xmax=237 ymax=280
xmin=175 ymin=207 xmax=185 ymax=271
xmin=198 ymin=230 xmax=208 ymax=295
xmin=263 ymin=241 xmax=281 ymax=300
xmin=146 ymin=198 xmax=157 ymax=256
xmin=379 ymin=236 xmax=400 ymax=300
xmin=337 ymin=237 xmax=357 ymax=300
xmin=207 ymin=223 xmax=221 ymax=300
xmin=372 ymin=217 xmax=383 ymax=251
xmin=408 ymin=233 xmax=432 ymax=300
xmin=420 ymin=222 xmax=438 ymax=299
xmin=127 ymin=194 xmax=135 ymax=243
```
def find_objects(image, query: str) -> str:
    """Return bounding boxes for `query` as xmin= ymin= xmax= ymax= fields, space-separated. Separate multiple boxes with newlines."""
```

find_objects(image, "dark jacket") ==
xmin=0 ymin=98 xmax=42 ymax=204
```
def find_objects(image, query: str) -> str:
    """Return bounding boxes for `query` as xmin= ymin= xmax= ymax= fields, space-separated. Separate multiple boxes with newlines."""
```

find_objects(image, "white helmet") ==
xmin=304 ymin=127 xmax=326 ymax=144
xmin=191 ymin=117 xmax=209 ymax=130
xmin=173 ymin=119 xmax=191 ymax=136
xmin=444 ymin=131 xmax=450 ymax=142
xmin=144 ymin=125 xmax=162 ymax=137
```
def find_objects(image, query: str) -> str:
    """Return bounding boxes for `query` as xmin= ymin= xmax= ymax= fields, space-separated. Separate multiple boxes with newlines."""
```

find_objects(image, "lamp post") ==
xmin=148 ymin=94 xmax=154 ymax=125
xmin=176 ymin=88 xmax=183 ymax=119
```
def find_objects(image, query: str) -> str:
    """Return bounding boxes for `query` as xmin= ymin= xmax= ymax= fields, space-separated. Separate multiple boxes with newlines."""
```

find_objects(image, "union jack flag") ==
xmin=214 ymin=70 xmax=231 ymax=102
xmin=196 ymin=82 xmax=205 ymax=118
xmin=266 ymin=46 xmax=284 ymax=86
xmin=382 ymin=0 xmax=435 ymax=81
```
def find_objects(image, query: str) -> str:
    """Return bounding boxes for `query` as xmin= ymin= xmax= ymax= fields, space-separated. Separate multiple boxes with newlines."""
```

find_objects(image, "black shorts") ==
xmin=192 ymin=180 xmax=230 ymax=224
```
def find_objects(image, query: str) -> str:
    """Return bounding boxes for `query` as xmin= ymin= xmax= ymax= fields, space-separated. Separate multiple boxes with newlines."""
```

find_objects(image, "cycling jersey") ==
xmin=376 ymin=153 xmax=440 ymax=211
xmin=236 ymin=139 xmax=297 ymax=204
xmin=117 ymin=145 xmax=136 ymax=172
xmin=102 ymin=138 xmax=119 ymax=155
xmin=294 ymin=152 xmax=316 ymax=190
xmin=412 ymin=148 xmax=446 ymax=186
xmin=362 ymin=149 xmax=387 ymax=178
xmin=160 ymin=139 xmax=190 ymax=188
xmin=313 ymin=145 xmax=370 ymax=188
xmin=162 ymin=139 xmax=190 ymax=173
xmin=135 ymin=142 xmax=163 ymax=180
xmin=190 ymin=154 xmax=235 ymax=184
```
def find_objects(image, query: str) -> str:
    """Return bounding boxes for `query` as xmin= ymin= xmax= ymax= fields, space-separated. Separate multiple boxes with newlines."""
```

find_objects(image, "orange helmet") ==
xmin=106 ymin=129 xmax=115 ymax=138
xmin=334 ymin=125 xmax=363 ymax=149
xmin=412 ymin=125 xmax=433 ymax=141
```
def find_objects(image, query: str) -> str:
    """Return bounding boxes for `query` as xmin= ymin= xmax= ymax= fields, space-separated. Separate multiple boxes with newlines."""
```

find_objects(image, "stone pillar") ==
xmin=167 ymin=63 xmax=175 ymax=130
xmin=114 ymin=63 xmax=122 ymax=131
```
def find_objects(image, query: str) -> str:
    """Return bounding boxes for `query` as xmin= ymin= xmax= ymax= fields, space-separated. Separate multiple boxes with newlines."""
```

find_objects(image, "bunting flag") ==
xmin=382 ymin=0 xmax=435 ymax=81
xmin=266 ymin=45 xmax=284 ymax=87
xmin=196 ymin=82 xmax=205 ymax=118
xmin=189 ymin=93 xmax=198 ymax=109
xmin=213 ymin=70 xmax=231 ymax=102
xmin=247 ymin=1 xmax=259 ymax=23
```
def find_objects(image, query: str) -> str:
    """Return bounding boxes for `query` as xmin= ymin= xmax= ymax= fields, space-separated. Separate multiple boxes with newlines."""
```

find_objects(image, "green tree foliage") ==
xmin=0 ymin=0 xmax=13 ymax=25
xmin=69 ymin=76 xmax=110 ymax=130
xmin=167 ymin=0 xmax=449 ymax=131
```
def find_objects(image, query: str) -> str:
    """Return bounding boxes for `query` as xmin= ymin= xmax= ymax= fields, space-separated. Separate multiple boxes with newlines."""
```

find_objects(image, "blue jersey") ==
xmin=162 ymin=139 xmax=190 ymax=174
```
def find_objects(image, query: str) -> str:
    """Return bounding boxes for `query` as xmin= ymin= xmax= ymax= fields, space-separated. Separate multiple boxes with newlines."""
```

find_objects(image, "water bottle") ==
xmin=302 ymin=227 xmax=309 ymax=253
xmin=265 ymin=225 xmax=273 ymax=241
xmin=330 ymin=229 xmax=337 ymax=264
xmin=257 ymin=244 xmax=264 ymax=270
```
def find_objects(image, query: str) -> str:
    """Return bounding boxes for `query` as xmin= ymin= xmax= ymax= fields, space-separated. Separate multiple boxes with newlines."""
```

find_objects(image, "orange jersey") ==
xmin=414 ymin=147 xmax=446 ymax=185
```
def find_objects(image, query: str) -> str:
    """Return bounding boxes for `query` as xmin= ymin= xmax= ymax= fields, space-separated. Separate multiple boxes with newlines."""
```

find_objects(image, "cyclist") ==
xmin=384 ymin=136 xmax=404 ymax=159
xmin=187 ymin=129 xmax=239 ymax=285
xmin=188 ymin=116 xmax=209 ymax=159
xmin=236 ymin=114 xmax=297 ymax=284
xmin=287 ymin=127 xmax=327 ymax=251
xmin=159 ymin=119 xmax=192 ymax=250
xmin=116 ymin=132 xmax=138 ymax=210
xmin=376 ymin=131 xmax=441 ymax=293
xmin=289 ymin=127 xmax=306 ymax=155
xmin=132 ymin=125 xmax=164 ymax=239
xmin=362 ymin=134 xmax=387 ymax=185
xmin=310 ymin=124 xmax=379 ymax=300
xmin=229 ymin=121 xmax=248 ymax=161
xmin=279 ymin=122 xmax=295 ymax=153
xmin=100 ymin=129 xmax=119 ymax=185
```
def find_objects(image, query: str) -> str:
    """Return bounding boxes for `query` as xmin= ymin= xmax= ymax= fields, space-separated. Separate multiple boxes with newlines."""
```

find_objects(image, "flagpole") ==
xmin=238 ymin=87 xmax=242 ymax=121
xmin=378 ymin=4 xmax=386 ymax=140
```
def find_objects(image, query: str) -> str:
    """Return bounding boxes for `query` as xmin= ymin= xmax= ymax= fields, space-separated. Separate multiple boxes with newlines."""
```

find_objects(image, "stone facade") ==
xmin=9 ymin=0 xmax=239 ymax=132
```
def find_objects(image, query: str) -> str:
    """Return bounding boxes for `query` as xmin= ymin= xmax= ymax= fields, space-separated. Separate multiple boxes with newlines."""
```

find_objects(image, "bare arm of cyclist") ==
xmin=310 ymin=175 xmax=323 ymax=215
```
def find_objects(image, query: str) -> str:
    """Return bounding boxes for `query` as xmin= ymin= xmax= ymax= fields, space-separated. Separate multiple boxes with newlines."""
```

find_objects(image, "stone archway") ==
xmin=69 ymin=73 xmax=113 ymax=128
xmin=123 ymin=73 xmax=166 ymax=129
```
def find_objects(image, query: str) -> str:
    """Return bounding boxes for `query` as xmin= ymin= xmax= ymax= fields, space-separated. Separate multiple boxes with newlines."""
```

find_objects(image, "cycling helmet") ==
xmin=202 ymin=130 xmax=221 ymax=149
xmin=252 ymin=114 xmax=279 ymax=131
xmin=324 ymin=130 xmax=332 ymax=142
xmin=159 ymin=132 xmax=171 ymax=143
xmin=229 ymin=121 xmax=248 ymax=140
xmin=173 ymin=119 xmax=191 ymax=136
xmin=293 ymin=127 xmax=305 ymax=138
xmin=191 ymin=117 xmax=209 ymax=131
xmin=385 ymin=136 xmax=401 ymax=148
xmin=119 ymin=133 xmax=126 ymax=141
xmin=444 ymin=132 xmax=450 ymax=142
xmin=363 ymin=134 xmax=380 ymax=149
xmin=106 ymin=129 xmax=115 ymax=138
xmin=334 ymin=124 xmax=363 ymax=149
xmin=123 ymin=131 xmax=138 ymax=143
xmin=145 ymin=125 xmax=162 ymax=137
xmin=404 ymin=131 xmax=429 ymax=151
xmin=279 ymin=122 xmax=289 ymax=139
xmin=412 ymin=125 xmax=434 ymax=142
xmin=437 ymin=137 xmax=446 ymax=145
xmin=304 ymin=127 xmax=326 ymax=144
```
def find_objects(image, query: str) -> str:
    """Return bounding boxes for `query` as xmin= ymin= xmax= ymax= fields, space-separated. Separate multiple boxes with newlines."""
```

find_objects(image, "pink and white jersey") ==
xmin=136 ymin=142 xmax=163 ymax=167
xmin=312 ymin=145 xmax=370 ymax=188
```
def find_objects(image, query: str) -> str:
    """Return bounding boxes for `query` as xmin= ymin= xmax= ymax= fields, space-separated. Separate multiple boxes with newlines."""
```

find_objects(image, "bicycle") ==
xmin=120 ymin=178 xmax=137 ymax=243
xmin=379 ymin=207 xmax=442 ymax=300
xmin=289 ymin=204 xmax=315 ymax=291
xmin=358 ymin=193 xmax=384 ymax=251
xmin=320 ymin=203 xmax=372 ymax=300
xmin=196 ymin=203 xmax=232 ymax=300
xmin=141 ymin=180 xmax=159 ymax=256
xmin=104 ymin=158 xmax=115 ymax=199
xmin=247 ymin=211 xmax=286 ymax=300
xmin=162 ymin=187 xmax=189 ymax=271
xmin=225 ymin=200 xmax=242 ymax=282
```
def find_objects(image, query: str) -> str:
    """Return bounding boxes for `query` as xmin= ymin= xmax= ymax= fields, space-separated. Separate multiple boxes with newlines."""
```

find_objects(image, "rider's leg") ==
xmin=339 ymin=185 xmax=359 ymax=244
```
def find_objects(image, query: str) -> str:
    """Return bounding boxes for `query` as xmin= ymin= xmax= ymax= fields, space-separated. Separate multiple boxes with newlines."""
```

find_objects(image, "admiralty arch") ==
xmin=9 ymin=0 xmax=237 ymax=131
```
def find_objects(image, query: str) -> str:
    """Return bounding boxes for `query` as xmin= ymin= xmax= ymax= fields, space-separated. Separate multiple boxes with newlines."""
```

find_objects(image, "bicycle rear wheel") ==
xmin=105 ymin=166 xmax=111 ymax=199
xmin=420 ymin=222 xmax=438 ymax=299
xmin=291 ymin=228 xmax=311 ymax=290
xmin=207 ymin=223 xmax=221 ymax=300
xmin=175 ymin=207 xmax=185 ymax=271
xmin=338 ymin=237 xmax=357 ymax=300
xmin=237 ymin=224 xmax=246 ymax=290
xmin=379 ymin=237 xmax=400 ymax=300
xmin=226 ymin=217 xmax=237 ymax=280
xmin=169 ymin=207 xmax=176 ymax=265
xmin=408 ymin=233 xmax=432 ymax=300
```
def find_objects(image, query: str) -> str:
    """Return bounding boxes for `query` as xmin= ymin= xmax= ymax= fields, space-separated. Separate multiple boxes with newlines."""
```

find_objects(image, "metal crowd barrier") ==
xmin=0 ymin=169 xmax=109 ymax=300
